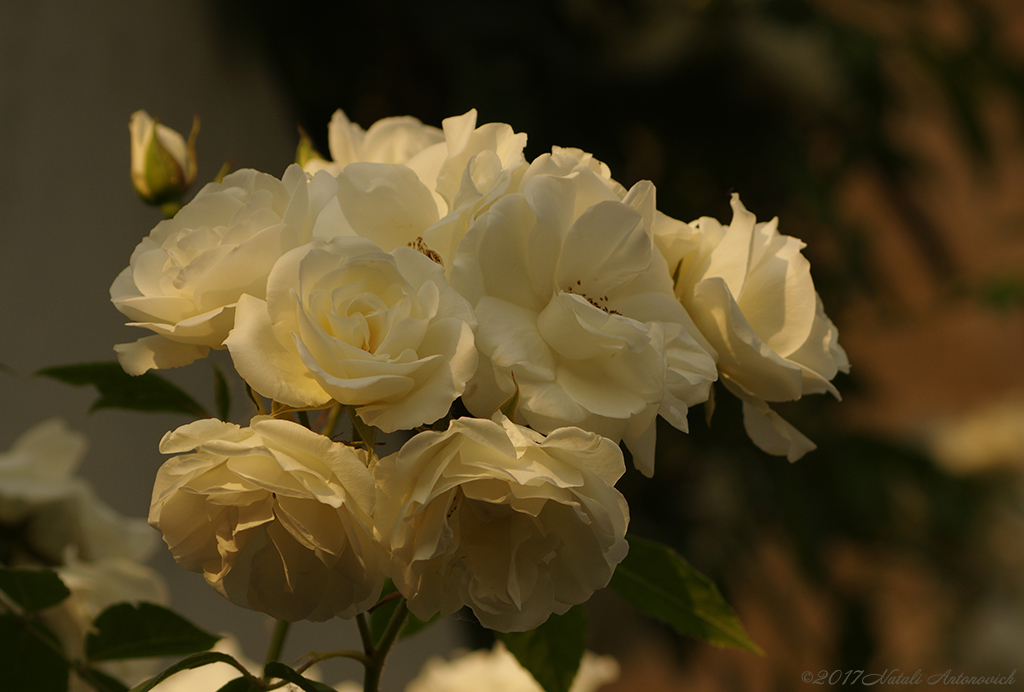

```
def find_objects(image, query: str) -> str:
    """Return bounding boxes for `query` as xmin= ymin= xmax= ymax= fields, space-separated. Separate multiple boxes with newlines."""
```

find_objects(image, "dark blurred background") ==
xmin=3 ymin=0 xmax=1024 ymax=689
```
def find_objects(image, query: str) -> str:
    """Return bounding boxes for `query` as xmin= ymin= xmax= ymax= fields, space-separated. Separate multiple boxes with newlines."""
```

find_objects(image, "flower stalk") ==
xmin=360 ymin=597 xmax=409 ymax=692
xmin=263 ymin=619 xmax=291 ymax=666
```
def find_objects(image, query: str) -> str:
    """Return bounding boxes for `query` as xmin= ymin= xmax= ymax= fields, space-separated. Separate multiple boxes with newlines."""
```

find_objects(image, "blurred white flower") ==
xmin=0 ymin=419 xmax=156 ymax=564
xmin=224 ymin=237 xmax=476 ymax=432
xmin=451 ymin=170 xmax=717 ymax=475
xmin=149 ymin=417 xmax=386 ymax=621
xmin=928 ymin=396 xmax=1024 ymax=475
xmin=407 ymin=642 xmax=619 ymax=692
xmin=663 ymin=193 xmax=849 ymax=461
xmin=45 ymin=556 xmax=169 ymax=692
xmin=111 ymin=164 xmax=338 ymax=375
xmin=374 ymin=414 xmax=629 ymax=632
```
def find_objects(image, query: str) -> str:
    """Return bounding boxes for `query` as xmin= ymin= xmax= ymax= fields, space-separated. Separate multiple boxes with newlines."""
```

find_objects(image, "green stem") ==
xmin=294 ymin=649 xmax=371 ymax=674
xmin=363 ymin=599 xmax=409 ymax=692
xmin=160 ymin=200 xmax=182 ymax=218
xmin=356 ymin=611 xmax=374 ymax=655
xmin=264 ymin=619 xmax=291 ymax=666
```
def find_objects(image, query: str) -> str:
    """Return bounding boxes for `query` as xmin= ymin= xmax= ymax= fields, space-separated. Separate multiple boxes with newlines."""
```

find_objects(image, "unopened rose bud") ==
xmin=129 ymin=110 xmax=198 ymax=207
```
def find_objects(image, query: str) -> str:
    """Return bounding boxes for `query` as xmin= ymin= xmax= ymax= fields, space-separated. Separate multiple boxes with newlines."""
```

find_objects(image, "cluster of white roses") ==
xmin=113 ymin=109 xmax=848 ymax=631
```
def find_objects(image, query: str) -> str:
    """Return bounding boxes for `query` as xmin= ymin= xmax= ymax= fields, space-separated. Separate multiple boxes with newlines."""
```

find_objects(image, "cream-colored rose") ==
xmin=149 ymin=417 xmax=385 ymax=622
xmin=224 ymin=237 xmax=476 ymax=432
xmin=111 ymin=164 xmax=338 ymax=375
xmin=0 ymin=419 xmax=156 ymax=564
xmin=374 ymin=414 xmax=629 ymax=632
xmin=407 ymin=643 xmax=619 ymax=692
xmin=450 ymin=171 xmax=717 ymax=475
xmin=129 ymin=110 xmax=197 ymax=205
xmin=665 ymin=194 xmax=849 ymax=461
xmin=45 ymin=557 xmax=169 ymax=692
xmin=302 ymin=108 xmax=444 ymax=175
xmin=310 ymin=109 xmax=527 ymax=267
xmin=526 ymin=146 xmax=693 ymax=261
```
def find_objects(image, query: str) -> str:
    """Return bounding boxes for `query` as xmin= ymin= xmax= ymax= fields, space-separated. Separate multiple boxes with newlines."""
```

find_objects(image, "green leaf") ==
xmin=212 ymin=362 xmax=231 ymax=421
xmin=37 ymin=362 xmax=209 ymax=418
xmin=78 ymin=667 xmax=130 ymax=692
xmin=295 ymin=125 xmax=324 ymax=168
xmin=399 ymin=608 xmax=442 ymax=640
xmin=350 ymin=407 xmax=376 ymax=450
xmin=981 ymin=276 xmax=1024 ymax=311
xmin=368 ymin=580 xmax=440 ymax=642
xmin=498 ymin=606 xmax=587 ymax=692
xmin=0 ymin=567 xmax=71 ymax=612
xmin=129 ymin=652 xmax=251 ymax=692
xmin=263 ymin=662 xmax=337 ymax=692
xmin=244 ymin=382 xmax=264 ymax=414
xmin=0 ymin=612 xmax=69 ymax=692
xmin=610 ymin=535 xmax=762 ymax=654
xmin=86 ymin=602 xmax=219 ymax=661
xmin=215 ymin=677 xmax=259 ymax=692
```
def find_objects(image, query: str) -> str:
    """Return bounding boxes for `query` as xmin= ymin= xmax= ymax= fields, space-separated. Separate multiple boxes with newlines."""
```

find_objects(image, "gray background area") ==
xmin=0 ymin=1 xmax=463 ymax=688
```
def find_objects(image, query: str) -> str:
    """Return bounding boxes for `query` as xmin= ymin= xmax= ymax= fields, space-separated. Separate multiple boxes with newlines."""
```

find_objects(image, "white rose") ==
xmin=374 ymin=414 xmax=629 ymax=632
xmin=129 ymin=110 xmax=197 ymax=204
xmin=225 ymin=237 xmax=476 ymax=432
xmin=0 ymin=419 xmax=156 ymax=564
xmin=302 ymin=108 xmax=444 ymax=175
xmin=111 ymin=164 xmax=338 ymax=375
xmin=44 ymin=557 xmax=169 ymax=692
xmin=450 ymin=171 xmax=717 ymax=476
xmin=149 ymin=417 xmax=386 ymax=622
xmin=665 ymin=194 xmax=850 ymax=461
xmin=407 ymin=642 xmax=619 ymax=692
xmin=311 ymin=109 xmax=527 ymax=267
xmin=520 ymin=146 xmax=627 ymax=198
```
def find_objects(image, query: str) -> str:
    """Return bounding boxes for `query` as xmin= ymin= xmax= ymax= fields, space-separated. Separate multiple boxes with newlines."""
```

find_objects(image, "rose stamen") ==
xmin=407 ymin=237 xmax=443 ymax=266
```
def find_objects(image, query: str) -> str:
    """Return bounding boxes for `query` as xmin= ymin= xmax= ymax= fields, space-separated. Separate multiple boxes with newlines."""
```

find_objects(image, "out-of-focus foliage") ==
xmin=213 ymin=0 xmax=1024 ymax=303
